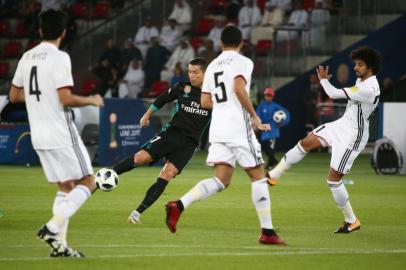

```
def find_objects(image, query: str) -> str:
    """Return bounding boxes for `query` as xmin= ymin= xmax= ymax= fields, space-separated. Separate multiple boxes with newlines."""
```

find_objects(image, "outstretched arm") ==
xmin=9 ymin=85 xmax=25 ymax=103
xmin=316 ymin=65 xmax=347 ymax=99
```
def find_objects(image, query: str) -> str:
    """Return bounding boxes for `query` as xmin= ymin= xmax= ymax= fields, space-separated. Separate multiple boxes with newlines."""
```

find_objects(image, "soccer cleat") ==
xmin=37 ymin=225 xmax=64 ymax=253
xmin=258 ymin=229 xmax=287 ymax=245
xmin=128 ymin=210 xmax=141 ymax=224
xmin=50 ymin=247 xmax=85 ymax=258
xmin=165 ymin=201 xmax=182 ymax=233
xmin=265 ymin=171 xmax=278 ymax=186
xmin=334 ymin=219 xmax=361 ymax=233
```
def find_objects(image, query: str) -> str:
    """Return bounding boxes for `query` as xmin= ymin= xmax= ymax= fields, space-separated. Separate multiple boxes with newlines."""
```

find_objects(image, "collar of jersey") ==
xmin=40 ymin=42 xmax=59 ymax=50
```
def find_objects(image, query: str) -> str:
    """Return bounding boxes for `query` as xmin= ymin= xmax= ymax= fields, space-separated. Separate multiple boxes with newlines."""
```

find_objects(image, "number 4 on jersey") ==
xmin=29 ymin=66 xmax=41 ymax=101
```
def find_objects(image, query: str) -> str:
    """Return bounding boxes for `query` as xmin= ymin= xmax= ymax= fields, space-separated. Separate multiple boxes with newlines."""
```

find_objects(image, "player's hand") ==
xmin=91 ymin=94 xmax=104 ymax=107
xmin=316 ymin=65 xmax=332 ymax=81
xmin=257 ymin=123 xmax=271 ymax=131
xmin=140 ymin=115 xmax=150 ymax=127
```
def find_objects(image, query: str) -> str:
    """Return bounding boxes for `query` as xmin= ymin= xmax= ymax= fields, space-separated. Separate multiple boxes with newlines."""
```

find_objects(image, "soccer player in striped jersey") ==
xmin=268 ymin=46 xmax=382 ymax=233
xmin=9 ymin=10 xmax=103 ymax=257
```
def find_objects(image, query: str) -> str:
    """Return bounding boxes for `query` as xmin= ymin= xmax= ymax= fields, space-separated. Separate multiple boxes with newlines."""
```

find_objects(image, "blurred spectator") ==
xmin=61 ymin=5 xmax=77 ymax=48
xmin=168 ymin=0 xmax=192 ymax=34
xmin=121 ymin=38 xmax=143 ymax=64
xmin=250 ymin=1 xmax=283 ymax=45
xmin=0 ymin=0 xmax=19 ymax=18
xmin=306 ymin=73 xmax=321 ymax=127
xmin=310 ymin=0 xmax=330 ymax=49
xmin=144 ymin=37 xmax=171 ymax=91
xmin=380 ymin=77 xmax=395 ymax=102
xmin=134 ymin=16 xmax=159 ymax=58
xmin=22 ymin=1 xmax=41 ymax=40
xmin=208 ymin=17 xmax=225 ymax=52
xmin=170 ymin=62 xmax=187 ymax=86
xmin=161 ymin=38 xmax=195 ymax=82
xmin=226 ymin=0 xmax=243 ymax=20
xmin=41 ymin=0 xmax=66 ymax=11
xmin=118 ymin=59 xmax=145 ymax=98
xmin=100 ymin=38 xmax=121 ymax=68
xmin=160 ymin=19 xmax=182 ymax=52
xmin=93 ymin=59 xmax=113 ymax=97
xmin=270 ymin=0 xmax=292 ymax=13
xmin=238 ymin=0 xmax=262 ymax=41
xmin=198 ymin=39 xmax=217 ymax=64
xmin=276 ymin=1 xmax=308 ymax=41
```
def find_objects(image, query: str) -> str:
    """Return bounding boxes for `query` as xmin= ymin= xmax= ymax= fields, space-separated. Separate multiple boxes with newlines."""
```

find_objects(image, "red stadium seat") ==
xmin=0 ymin=62 xmax=10 ymax=78
xmin=255 ymin=39 xmax=272 ymax=55
xmin=145 ymin=80 xmax=169 ymax=97
xmin=26 ymin=40 xmax=40 ymax=51
xmin=0 ymin=20 xmax=11 ymax=36
xmin=92 ymin=3 xmax=111 ymax=19
xmin=189 ymin=37 xmax=205 ymax=53
xmin=257 ymin=0 xmax=266 ymax=13
xmin=197 ymin=18 xmax=215 ymax=35
xmin=209 ymin=0 xmax=226 ymax=14
xmin=82 ymin=79 xmax=99 ymax=95
xmin=14 ymin=20 xmax=29 ymax=38
xmin=3 ymin=41 xmax=23 ymax=58
xmin=303 ymin=0 xmax=316 ymax=11
xmin=70 ymin=3 xmax=88 ymax=18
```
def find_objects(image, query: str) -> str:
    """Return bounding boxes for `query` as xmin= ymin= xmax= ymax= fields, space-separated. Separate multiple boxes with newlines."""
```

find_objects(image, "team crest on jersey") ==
xmin=350 ymin=87 xmax=359 ymax=93
xmin=184 ymin=85 xmax=191 ymax=94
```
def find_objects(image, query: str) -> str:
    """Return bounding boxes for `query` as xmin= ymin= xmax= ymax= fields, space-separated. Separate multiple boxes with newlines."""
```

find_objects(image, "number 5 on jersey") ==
xmin=30 ymin=66 xmax=41 ymax=101
xmin=214 ymin=71 xmax=227 ymax=103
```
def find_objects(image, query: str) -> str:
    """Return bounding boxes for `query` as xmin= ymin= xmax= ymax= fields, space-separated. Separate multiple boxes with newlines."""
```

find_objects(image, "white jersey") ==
xmin=321 ymin=76 xmax=380 ymax=150
xmin=12 ymin=42 xmax=79 ymax=150
xmin=202 ymin=50 xmax=254 ymax=143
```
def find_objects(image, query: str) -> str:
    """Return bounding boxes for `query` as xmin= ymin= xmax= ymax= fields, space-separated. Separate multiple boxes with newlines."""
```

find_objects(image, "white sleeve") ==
xmin=12 ymin=59 xmax=24 ymax=88
xmin=53 ymin=53 xmax=74 ymax=89
xmin=234 ymin=60 xmax=253 ymax=87
xmin=202 ymin=69 xmax=212 ymax=94
xmin=320 ymin=79 xmax=347 ymax=100
xmin=342 ymin=84 xmax=375 ymax=103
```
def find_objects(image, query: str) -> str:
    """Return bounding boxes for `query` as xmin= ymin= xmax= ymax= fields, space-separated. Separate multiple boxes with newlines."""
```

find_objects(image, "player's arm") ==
xmin=234 ymin=76 xmax=270 ymax=131
xmin=201 ymin=92 xmax=212 ymax=109
xmin=58 ymin=88 xmax=104 ymax=107
xmin=9 ymin=85 xmax=25 ymax=103
xmin=316 ymin=65 xmax=347 ymax=99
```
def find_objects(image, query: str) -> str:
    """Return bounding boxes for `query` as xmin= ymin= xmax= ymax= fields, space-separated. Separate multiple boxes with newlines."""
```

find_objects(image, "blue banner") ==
xmin=0 ymin=123 xmax=40 ymax=165
xmin=98 ymin=98 xmax=160 ymax=166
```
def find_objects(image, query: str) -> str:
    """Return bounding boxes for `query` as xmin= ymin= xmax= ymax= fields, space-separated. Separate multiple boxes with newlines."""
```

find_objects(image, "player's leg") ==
xmin=269 ymin=131 xmax=324 ymax=182
xmin=329 ymin=148 xmax=361 ymax=233
xmin=260 ymin=139 xmax=272 ymax=169
xmin=112 ymin=150 xmax=153 ymax=175
xmin=267 ymin=139 xmax=278 ymax=169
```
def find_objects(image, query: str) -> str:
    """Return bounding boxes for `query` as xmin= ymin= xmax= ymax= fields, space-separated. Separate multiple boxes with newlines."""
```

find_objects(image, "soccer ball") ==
xmin=95 ymin=168 xmax=119 ymax=192
xmin=273 ymin=110 xmax=287 ymax=124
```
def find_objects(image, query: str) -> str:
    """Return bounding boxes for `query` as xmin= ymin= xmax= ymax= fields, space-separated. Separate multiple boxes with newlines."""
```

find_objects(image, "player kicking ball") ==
xmin=110 ymin=58 xmax=211 ymax=224
xmin=268 ymin=46 xmax=382 ymax=233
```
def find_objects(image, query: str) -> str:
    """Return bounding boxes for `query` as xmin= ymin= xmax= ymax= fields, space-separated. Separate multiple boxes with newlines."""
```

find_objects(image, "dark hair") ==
xmin=39 ymin=9 xmax=67 ymax=40
xmin=189 ymin=57 xmax=208 ymax=71
xmin=221 ymin=25 xmax=242 ymax=48
xmin=350 ymin=46 xmax=382 ymax=74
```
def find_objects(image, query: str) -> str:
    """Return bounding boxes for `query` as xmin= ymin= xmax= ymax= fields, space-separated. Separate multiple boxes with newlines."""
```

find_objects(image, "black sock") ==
xmin=113 ymin=156 xmax=136 ymax=175
xmin=176 ymin=200 xmax=184 ymax=212
xmin=136 ymin=178 xmax=169 ymax=213
xmin=262 ymin=228 xmax=276 ymax=236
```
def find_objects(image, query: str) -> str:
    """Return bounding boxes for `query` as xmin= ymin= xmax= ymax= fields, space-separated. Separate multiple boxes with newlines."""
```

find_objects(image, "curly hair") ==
xmin=350 ymin=46 xmax=382 ymax=74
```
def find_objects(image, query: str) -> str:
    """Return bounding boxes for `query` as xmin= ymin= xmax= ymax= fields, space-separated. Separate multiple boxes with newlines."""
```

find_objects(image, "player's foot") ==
xmin=265 ymin=171 xmax=279 ymax=186
xmin=165 ymin=201 xmax=182 ymax=233
xmin=50 ymin=247 xmax=85 ymax=258
xmin=334 ymin=219 xmax=361 ymax=233
xmin=37 ymin=224 xmax=64 ymax=253
xmin=128 ymin=210 xmax=141 ymax=224
xmin=258 ymin=229 xmax=287 ymax=245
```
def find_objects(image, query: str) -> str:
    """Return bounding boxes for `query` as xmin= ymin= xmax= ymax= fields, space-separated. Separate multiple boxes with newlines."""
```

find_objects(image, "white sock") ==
xmin=252 ymin=178 xmax=273 ymax=229
xmin=180 ymin=177 xmax=225 ymax=209
xmin=52 ymin=191 xmax=69 ymax=247
xmin=327 ymin=180 xmax=357 ymax=223
xmin=269 ymin=142 xmax=307 ymax=179
xmin=47 ymin=185 xmax=91 ymax=232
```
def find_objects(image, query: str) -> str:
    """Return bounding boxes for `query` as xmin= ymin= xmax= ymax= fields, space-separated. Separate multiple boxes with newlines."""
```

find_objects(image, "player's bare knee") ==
xmin=160 ymin=168 xmax=178 ymax=180
xmin=58 ymin=181 xmax=75 ymax=192
xmin=76 ymin=175 xmax=96 ymax=191
xmin=328 ymin=168 xmax=343 ymax=181
xmin=133 ymin=151 xmax=152 ymax=165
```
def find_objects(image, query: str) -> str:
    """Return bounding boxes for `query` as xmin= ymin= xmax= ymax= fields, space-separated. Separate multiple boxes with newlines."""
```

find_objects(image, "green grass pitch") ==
xmin=0 ymin=151 xmax=405 ymax=269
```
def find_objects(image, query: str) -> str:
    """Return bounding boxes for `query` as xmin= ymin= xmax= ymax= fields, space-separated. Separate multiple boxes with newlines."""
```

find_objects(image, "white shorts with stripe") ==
xmin=206 ymin=139 xmax=264 ymax=169
xmin=36 ymin=138 xmax=93 ymax=183
xmin=312 ymin=122 xmax=362 ymax=174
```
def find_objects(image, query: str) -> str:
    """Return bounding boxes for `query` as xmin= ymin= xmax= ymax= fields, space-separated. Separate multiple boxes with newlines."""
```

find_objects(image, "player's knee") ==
xmin=77 ymin=175 xmax=96 ymax=192
xmin=160 ymin=167 xmax=178 ymax=180
xmin=58 ymin=181 xmax=75 ymax=192
xmin=329 ymin=168 xmax=344 ymax=181
xmin=133 ymin=151 xmax=150 ymax=165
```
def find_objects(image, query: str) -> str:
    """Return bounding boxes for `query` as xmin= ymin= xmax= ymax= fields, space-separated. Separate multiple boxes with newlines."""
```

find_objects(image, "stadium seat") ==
xmin=3 ymin=41 xmax=23 ymax=58
xmin=0 ymin=20 xmax=11 ymax=37
xmin=13 ymin=21 xmax=28 ymax=38
xmin=70 ymin=3 xmax=88 ymax=18
xmin=189 ymin=37 xmax=205 ymax=53
xmin=82 ymin=79 xmax=99 ymax=95
xmin=145 ymin=80 xmax=169 ymax=98
xmin=197 ymin=18 xmax=215 ymax=35
xmin=255 ymin=39 xmax=272 ymax=56
xmin=257 ymin=0 xmax=266 ymax=13
xmin=209 ymin=0 xmax=226 ymax=14
xmin=0 ymin=62 xmax=10 ymax=78
xmin=91 ymin=3 xmax=111 ymax=19
xmin=303 ymin=0 xmax=316 ymax=11
xmin=26 ymin=40 xmax=40 ymax=51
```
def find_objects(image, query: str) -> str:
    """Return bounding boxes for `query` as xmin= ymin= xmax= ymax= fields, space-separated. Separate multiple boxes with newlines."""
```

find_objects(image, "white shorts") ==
xmin=206 ymin=139 xmax=264 ymax=169
xmin=312 ymin=123 xmax=361 ymax=174
xmin=36 ymin=139 xmax=93 ymax=183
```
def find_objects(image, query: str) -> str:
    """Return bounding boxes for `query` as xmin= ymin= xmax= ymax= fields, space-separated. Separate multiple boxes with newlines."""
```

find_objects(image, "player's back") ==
xmin=202 ymin=50 xmax=254 ymax=143
xmin=12 ymin=42 xmax=78 ymax=150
